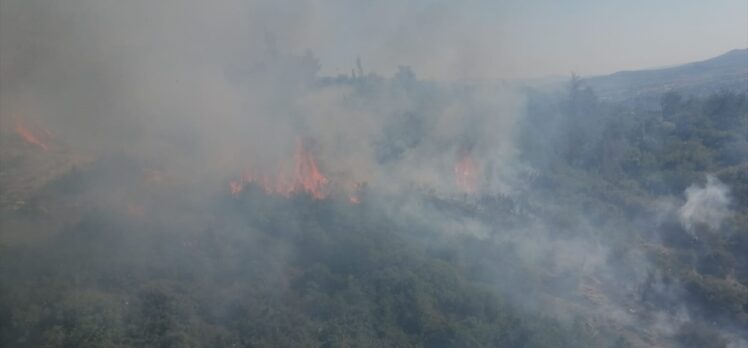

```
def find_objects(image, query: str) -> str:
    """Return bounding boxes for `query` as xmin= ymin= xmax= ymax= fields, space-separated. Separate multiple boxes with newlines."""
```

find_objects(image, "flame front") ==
xmin=455 ymin=149 xmax=478 ymax=193
xmin=231 ymin=140 xmax=329 ymax=199
xmin=14 ymin=119 xmax=49 ymax=151
xmin=293 ymin=142 xmax=328 ymax=199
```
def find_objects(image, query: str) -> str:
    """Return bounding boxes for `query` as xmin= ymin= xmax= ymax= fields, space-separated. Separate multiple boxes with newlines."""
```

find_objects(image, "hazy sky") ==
xmin=1 ymin=0 xmax=745 ymax=84
xmin=294 ymin=0 xmax=748 ymax=80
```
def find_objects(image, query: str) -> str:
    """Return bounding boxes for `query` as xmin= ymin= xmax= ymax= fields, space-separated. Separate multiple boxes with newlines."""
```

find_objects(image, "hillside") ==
xmin=3 ymin=0 xmax=748 ymax=346
xmin=586 ymin=49 xmax=747 ymax=104
xmin=2 ymin=64 xmax=747 ymax=346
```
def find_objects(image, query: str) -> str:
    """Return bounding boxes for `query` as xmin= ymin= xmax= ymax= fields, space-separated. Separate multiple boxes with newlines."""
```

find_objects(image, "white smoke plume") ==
xmin=679 ymin=175 xmax=731 ymax=232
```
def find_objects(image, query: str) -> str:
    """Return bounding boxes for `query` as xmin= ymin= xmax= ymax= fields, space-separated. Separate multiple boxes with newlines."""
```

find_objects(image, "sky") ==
xmin=1 ymin=0 xmax=745 ymax=84
xmin=292 ymin=0 xmax=748 ymax=80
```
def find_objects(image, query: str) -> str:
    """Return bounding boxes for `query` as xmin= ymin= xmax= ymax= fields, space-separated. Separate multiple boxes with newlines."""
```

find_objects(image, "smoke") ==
xmin=0 ymin=0 xmax=525 ymax=198
xmin=679 ymin=175 xmax=731 ymax=233
xmin=729 ymin=337 xmax=748 ymax=348
xmin=2 ymin=1 xmax=745 ymax=346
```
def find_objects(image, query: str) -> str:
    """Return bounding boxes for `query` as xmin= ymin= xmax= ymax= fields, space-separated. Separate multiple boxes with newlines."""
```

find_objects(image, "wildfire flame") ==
xmin=293 ymin=141 xmax=328 ymax=199
xmin=455 ymin=148 xmax=478 ymax=193
xmin=14 ymin=118 xmax=49 ymax=151
xmin=231 ymin=140 xmax=329 ymax=199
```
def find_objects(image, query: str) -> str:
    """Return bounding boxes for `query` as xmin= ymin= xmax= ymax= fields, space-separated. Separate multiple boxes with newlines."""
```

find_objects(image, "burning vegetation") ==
xmin=230 ymin=137 xmax=481 ymax=203
xmin=1 ymin=1 xmax=746 ymax=345
xmin=13 ymin=118 xmax=51 ymax=151
xmin=230 ymin=140 xmax=329 ymax=199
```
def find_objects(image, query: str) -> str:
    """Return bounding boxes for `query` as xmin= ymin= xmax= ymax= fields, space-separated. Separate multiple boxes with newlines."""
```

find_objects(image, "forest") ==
xmin=1 ymin=68 xmax=746 ymax=347
xmin=1 ymin=1 xmax=747 ymax=347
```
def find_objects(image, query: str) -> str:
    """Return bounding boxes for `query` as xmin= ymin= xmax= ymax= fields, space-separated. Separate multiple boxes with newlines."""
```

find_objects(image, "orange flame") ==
xmin=231 ymin=140 xmax=329 ymax=199
xmin=293 ymin=141 xmax=328 ymax=199
xmin=455 ymin=148 xmax=478 ymax=193
xmin=14 ymin=119 xmax=49 ymax=151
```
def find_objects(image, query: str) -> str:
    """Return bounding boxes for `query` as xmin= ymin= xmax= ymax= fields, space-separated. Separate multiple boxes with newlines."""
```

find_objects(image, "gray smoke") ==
xmin=1 ymin=1 xmax=744 ymax=346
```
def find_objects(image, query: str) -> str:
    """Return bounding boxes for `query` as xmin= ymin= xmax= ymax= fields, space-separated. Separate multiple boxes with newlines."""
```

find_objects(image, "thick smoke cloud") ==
xmin=0 ymin=0 xmax=523 ymax=196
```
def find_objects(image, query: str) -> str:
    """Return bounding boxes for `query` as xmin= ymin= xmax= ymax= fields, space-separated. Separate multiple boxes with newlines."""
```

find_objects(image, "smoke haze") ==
xmin=1 ymin=1 xmax=747 ymax=347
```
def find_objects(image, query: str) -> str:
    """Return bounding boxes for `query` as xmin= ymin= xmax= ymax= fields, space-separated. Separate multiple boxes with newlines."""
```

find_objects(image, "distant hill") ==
xmin=585 ymin=48 xmax=748 ymax=104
